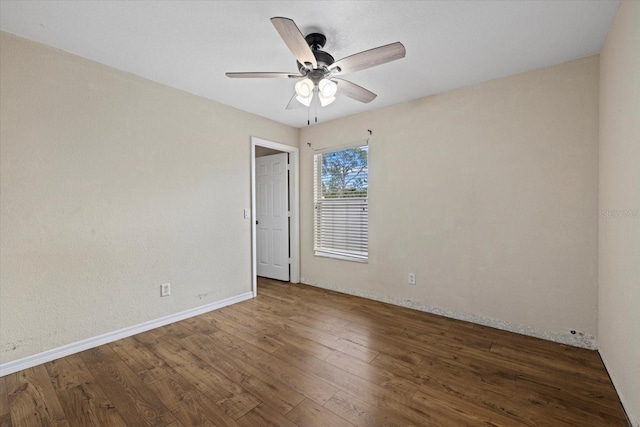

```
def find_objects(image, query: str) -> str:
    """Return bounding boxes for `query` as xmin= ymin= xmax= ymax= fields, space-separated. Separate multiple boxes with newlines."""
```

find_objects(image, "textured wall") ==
xmin=300 ymin=56 xmax=600 ymax=347
xmin=598 ymin=2 xmax=640 ymax=426
xmin=0 ymin=32 xmax=298 ymax=363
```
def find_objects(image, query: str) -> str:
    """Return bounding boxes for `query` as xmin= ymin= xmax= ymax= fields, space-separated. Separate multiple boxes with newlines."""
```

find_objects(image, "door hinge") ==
xmin=288 ymin=258 xmax=292 ymax=264
xmin=288 ymin=211 xmax=291 ymax=217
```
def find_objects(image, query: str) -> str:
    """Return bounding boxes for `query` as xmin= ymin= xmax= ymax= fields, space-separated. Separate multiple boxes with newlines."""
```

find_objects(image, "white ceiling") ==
xmin=0 ymin=1 xmax=619 ymax=128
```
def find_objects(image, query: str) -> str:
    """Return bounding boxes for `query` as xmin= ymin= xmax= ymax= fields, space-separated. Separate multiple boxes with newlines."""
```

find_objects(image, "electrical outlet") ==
xmin=161 ymin=283 xmax=171 ymax=297
xmin=408 ymin=273 xmax=416 ymax=285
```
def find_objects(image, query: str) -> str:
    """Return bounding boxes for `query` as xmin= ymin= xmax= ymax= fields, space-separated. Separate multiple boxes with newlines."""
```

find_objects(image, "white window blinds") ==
xmin=314 ymin=145 xmax=368 ymax=262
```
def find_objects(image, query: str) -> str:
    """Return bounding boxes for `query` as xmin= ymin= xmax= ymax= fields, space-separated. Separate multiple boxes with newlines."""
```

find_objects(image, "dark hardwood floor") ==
xmin=1 ymin=277 xmax=629 ymax=426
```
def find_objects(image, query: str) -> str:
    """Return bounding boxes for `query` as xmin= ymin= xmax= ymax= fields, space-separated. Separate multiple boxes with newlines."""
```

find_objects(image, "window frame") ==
xmin=313 ymin=143 xmax=369 ymax=263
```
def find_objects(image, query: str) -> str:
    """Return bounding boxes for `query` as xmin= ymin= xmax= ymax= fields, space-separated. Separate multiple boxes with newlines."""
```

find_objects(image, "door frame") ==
xmin=251 ymin=137 xmax=300 ymax=297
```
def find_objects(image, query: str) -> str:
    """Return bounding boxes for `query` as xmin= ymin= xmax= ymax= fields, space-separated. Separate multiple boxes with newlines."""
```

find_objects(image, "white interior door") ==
xmin=256 ymin=153 xmax=289 ymax=281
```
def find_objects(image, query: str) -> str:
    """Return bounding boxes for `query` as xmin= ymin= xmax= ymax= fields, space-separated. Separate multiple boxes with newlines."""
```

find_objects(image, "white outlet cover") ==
xmin=161 ymin=283 xmax=171 ymax=297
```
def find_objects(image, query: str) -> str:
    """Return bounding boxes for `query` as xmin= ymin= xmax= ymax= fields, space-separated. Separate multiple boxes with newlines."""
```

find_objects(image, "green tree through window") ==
xmin=321 ymin=147 xmax=368 ymax=198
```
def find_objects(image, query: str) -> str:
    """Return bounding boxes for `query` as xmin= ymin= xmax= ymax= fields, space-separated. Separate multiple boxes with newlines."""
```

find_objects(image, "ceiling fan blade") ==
xmin=271 ymin=17 xmax=317 ymax=68
xmin=333 ymin=78 xmax=377 ymax=103
xmin=330 ymin=42 xmax=406 ymax=74
xmin=225 ymin=72 xmax=300 ymax=78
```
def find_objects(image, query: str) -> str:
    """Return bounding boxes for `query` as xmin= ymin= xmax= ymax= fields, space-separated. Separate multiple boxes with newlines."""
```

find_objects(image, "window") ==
xmin=314 ymin=145 xmax=368 ymax=262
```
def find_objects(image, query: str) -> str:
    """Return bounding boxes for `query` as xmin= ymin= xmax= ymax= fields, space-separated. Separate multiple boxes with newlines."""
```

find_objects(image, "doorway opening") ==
xmin=251 ymin=137 xmax=300 ymax=297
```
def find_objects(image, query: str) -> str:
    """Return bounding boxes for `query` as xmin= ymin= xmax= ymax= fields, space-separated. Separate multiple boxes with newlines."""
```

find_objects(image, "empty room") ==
xmin=1 ymin=1 xmax=638 ymax=426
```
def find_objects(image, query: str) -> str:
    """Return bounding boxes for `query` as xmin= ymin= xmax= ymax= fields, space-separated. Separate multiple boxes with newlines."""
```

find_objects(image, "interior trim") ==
xmin=0 ymin=292 xmax=253 ymax=377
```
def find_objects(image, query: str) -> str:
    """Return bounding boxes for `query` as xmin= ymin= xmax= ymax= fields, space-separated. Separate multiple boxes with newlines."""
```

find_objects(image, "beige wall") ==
xmin=300 ymin=56 xmax=600 ymax=347
xmin=598 ymin=2 xmax=640 ymax=426
xmin=0 ymin=32 xmax=298 ymax=363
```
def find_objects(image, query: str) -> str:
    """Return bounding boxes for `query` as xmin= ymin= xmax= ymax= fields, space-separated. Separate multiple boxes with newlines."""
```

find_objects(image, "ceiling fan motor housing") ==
xmin=297 ymin=33 xmax=335 ymax=78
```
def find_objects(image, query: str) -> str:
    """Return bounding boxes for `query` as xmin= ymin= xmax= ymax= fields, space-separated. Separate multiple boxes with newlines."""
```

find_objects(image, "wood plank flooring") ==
xmin=1 ymin=277 xmax=629 ymax=426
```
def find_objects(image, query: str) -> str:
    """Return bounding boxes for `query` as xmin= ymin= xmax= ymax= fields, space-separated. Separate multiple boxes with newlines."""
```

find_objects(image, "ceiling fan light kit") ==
xmin=318 ymin=78 xmax=337 ymax=103
xmin=226 ymin=16 xmax=406 ymax=120
xmin=318 ymin=79 xmax=337 ymax=97
xmin=295 ymin=78 xmax=314 ymax=106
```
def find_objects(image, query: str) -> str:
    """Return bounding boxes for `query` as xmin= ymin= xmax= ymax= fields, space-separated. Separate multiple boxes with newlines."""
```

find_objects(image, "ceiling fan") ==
xmin=226 ymin=17 xmax=406 ymax=113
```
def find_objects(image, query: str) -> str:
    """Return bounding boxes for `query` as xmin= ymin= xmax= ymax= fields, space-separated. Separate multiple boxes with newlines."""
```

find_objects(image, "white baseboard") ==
xmin=0 ymin=292 xmax=253 ymax=377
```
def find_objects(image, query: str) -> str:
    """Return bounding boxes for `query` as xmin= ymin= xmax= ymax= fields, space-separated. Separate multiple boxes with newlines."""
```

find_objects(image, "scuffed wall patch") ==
xmin=2 ymin=340 xmax=23 ymax=352
xmin=301 ymin=278 xmax=597 ymax=350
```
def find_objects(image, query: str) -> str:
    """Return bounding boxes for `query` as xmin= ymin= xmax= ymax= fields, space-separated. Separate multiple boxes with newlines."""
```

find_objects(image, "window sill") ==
xmin=314 ymin=251 xmax=368 ymax=263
